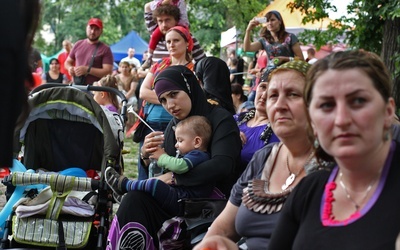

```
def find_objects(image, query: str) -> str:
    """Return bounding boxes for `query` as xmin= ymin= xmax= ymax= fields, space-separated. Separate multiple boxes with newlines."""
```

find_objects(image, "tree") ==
xmin=288 ymin=0 xmax=400 ymax=113
xmin=36 ymin=0 xmax=268 ymax=57
xmin=37 ymin=0 xmax=148 ymax=55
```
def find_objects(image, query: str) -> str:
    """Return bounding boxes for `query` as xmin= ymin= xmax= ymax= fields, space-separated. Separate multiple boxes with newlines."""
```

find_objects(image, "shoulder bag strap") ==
xmin=87 ymin=42 xmax=101 ymax=75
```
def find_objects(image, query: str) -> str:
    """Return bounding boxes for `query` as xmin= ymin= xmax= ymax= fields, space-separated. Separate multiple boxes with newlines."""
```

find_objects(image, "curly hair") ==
xmin=153 ymin=4 xmax=180 ymax=23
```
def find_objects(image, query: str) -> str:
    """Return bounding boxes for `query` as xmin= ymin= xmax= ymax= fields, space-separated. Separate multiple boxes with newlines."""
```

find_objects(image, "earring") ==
xmin=383 ymin=130 xmax=390 ymax=141
xmin=313 ymin=138 xmax=319 ymax=149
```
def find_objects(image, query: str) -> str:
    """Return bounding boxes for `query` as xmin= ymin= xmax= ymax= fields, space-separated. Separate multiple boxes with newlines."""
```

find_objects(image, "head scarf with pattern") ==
xmin=272 ymin=60 xmax=311 ymax=78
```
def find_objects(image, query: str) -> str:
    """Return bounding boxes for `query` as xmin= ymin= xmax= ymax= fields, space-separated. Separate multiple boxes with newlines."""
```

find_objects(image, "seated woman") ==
xmin=41 ymin=58 xmax=66 ymax=84
xmin=106 ymin=65 xmax=242 ymax=249
xmin=231 ymin=83 xmax=248 ymax=114
xmin=195 ymin=56 xmax=236 ymax=114
xmin=115 ymin=61 xmax=137 ymax=105
xmin=199 ymin=61 xmax=333 ymax=249
xmin=268 ymin=50 xmax=400 ymax=249
xmin=234 ymin=77 xmax=279 ymax=173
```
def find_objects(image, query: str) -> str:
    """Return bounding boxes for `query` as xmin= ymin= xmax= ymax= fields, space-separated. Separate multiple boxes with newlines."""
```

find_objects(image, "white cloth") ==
xmin=14 ymin=186 xmax=95 ymax=218
xmin=308 ymin=58 xmax=318 ymax=64
xmin=120 ymin=56 xmax=141 ymax=69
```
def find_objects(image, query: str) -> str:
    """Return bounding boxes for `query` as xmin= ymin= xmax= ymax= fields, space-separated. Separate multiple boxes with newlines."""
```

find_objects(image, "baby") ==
xmin=105 ymin=116 xmax=213 ymax=214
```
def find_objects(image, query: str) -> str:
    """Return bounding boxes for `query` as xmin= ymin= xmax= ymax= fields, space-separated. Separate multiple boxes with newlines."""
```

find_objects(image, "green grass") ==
xmin=122 ymin=137 xmax=139 ymax=180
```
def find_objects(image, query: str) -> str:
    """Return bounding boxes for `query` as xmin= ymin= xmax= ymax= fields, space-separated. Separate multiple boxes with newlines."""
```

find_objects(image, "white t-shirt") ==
xmin=308 ymin=58 xmax=318 ymax=64
xmin=121 ymin=56 xmax=141 ymax=69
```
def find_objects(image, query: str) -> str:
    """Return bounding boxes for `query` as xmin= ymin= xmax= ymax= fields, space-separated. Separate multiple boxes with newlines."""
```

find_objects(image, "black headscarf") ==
xmin=195 ymin=56 xmax=236 ymax=114
xmin=154 ymin=65 xmax=212 ymax=155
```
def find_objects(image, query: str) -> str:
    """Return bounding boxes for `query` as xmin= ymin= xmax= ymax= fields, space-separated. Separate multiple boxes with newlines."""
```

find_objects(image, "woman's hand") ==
xmin=141 ymin=131 xmax=164 ymax=158
xmin=151 ymin=147 xmax=166 ymax=160
xmin=246 ymin=18 xmax=259 ymax=32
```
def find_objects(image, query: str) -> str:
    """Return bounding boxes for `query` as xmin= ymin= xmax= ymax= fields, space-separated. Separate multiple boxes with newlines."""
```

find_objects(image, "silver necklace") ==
xmin=338 ymin=171 xmax=375 ymax=211
xmin=281 ymin=150 xmax=313 ymax=190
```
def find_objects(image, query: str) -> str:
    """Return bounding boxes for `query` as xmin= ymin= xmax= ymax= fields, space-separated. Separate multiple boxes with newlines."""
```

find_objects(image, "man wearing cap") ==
xmin=65 ymin=18 xmax=113 ymax=85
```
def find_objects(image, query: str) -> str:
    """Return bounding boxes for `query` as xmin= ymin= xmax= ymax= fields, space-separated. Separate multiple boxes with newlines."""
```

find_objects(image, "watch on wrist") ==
xmin=140 ymin=152 xmax=149 ymax=160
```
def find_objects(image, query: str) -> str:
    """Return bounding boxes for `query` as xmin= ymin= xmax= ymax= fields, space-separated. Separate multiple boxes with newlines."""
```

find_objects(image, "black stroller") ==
xmin=0 ymin=83 xmax=127 ymax=249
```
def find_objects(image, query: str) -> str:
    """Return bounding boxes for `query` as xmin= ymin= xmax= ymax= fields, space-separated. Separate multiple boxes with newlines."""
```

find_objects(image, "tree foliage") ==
xmin=36 ymin=0 xmax=267 ymax=57
xmin=290 ymin=0 xmax=400 ymax=112
xmin=36 ymin=0 xmax=400 ymax=110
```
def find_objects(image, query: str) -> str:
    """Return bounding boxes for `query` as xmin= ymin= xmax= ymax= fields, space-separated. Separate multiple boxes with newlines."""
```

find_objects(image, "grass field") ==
xmin=122 ymin=137 xmax=140 ymax=180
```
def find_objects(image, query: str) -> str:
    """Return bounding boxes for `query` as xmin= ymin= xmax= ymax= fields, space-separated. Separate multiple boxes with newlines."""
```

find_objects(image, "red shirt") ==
xmin=58 ymin=51 xmax=71 ymax=80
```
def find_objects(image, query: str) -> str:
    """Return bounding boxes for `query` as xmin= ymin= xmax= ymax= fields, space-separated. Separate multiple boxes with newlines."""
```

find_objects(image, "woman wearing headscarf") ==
xmin=195 ymin=56 xmax=236 ymax=114
xmin=107 ymin=66 xmax=241 ymax=249
xmin=136 ymin=26 xmax=195 ymax=180
xmin=197 ymin=61 xmax=332 ymax=250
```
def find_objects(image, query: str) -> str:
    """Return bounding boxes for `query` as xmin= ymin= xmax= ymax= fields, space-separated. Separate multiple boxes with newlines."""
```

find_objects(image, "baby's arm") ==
xmin=158 ymin=150 xmax=210 ymax=174
xmin=157 ymin=154 xmax=189 ymax=174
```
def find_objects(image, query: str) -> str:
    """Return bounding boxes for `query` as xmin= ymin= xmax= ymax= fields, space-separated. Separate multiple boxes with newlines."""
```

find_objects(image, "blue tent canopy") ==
xmin=110 ymin=30 xmax=148 ymax=63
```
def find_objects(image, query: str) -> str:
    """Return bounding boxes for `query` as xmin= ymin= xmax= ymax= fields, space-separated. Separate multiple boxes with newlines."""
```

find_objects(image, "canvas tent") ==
xmin=258 ymin=0 xmax=333 ymax=35
xmin=110 ymin=31 xmax=148 ymax=63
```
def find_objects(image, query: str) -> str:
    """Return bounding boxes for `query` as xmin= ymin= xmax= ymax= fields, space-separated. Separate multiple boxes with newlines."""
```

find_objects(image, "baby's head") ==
xmin=174 ymin=116 xmax=212 ymax=155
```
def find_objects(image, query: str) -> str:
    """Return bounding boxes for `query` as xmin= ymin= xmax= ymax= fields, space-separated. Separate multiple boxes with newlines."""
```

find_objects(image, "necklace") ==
xmin=338 ymin=171 xmax=375 ymax=211
xmin=282 ymin=150 xmax=313 ymax=190
xmin=237 ymin=110 xmax=273 ymax=144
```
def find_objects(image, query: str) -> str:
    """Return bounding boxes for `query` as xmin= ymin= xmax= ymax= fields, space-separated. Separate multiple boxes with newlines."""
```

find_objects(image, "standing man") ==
xmin=58 ymin=40 xmax=72 ymax=82
xmin=65 ymin=18 xmax=113 ymax=85
xmin=142 ymin=4 xmax=205 ymax=69
xmin=121 ymin=47 xmax=141 ymax=69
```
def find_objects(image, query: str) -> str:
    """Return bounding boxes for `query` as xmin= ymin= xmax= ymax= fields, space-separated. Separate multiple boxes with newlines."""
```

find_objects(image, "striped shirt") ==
xmin=144 ymin=11 xmax=206 ymax=63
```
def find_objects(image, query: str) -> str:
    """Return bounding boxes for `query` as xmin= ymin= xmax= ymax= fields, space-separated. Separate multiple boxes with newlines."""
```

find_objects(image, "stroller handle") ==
xmin=9 ymin=172 xmax=98 ymax=192
xmin=29 ymin=83 xmax=128 ymax=123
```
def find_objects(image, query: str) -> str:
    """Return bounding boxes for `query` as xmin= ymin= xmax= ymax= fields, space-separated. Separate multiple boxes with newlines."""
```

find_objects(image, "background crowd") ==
xmin=3 ymin=0 xmax=400 ymax=250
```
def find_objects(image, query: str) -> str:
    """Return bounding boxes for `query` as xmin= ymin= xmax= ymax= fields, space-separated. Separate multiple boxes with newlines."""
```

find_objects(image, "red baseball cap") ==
xmin=88 ymin=18 xmax=103 ymax=29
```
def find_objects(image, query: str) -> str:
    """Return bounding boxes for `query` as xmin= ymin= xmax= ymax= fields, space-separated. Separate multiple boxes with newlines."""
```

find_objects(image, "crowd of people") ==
xmin=4 ymin=1 xmax=400 ymax=249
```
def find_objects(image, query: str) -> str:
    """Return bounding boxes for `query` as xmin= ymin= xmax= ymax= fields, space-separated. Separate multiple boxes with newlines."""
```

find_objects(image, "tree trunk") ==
xmin=381 ymin=17 xmax=400 ymax=114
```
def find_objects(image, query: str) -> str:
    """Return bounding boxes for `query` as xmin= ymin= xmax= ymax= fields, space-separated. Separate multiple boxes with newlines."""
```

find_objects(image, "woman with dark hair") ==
xmin=268 ymin=50 xmax=400 ymax=249
xmin=107 ymin=65 xmax=241 ymax=249
xmin=243 ymin=10 xmax=304 ymax=66
xmin=231 ymin=83 xmax=248 ymax=114
xmin=42 ymin=58 xmax=66 ymax=84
